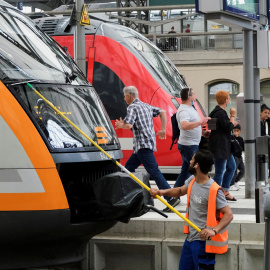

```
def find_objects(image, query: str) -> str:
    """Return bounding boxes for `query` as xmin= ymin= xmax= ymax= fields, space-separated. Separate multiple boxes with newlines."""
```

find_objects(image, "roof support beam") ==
xmin=30 ymin=4 xmax=195 ymax=15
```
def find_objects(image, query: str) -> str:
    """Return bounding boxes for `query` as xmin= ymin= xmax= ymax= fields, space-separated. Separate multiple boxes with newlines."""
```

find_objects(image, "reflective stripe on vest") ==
xmin=183 ymin=179 xmax=229 ymax=254
xmin=205 ymin=181 xmax=228 ymax=254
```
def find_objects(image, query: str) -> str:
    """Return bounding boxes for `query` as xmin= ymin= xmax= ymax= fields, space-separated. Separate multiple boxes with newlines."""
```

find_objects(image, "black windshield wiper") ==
xmin=52 ymin=38 xmax=84 ymax=83
xmin=9 ymin=79 xmax=39 ymax=86
xmin=62 ymin=46 xmax=78 ymax=81
xmin=55 ymin=54 xmax=75 ymax=84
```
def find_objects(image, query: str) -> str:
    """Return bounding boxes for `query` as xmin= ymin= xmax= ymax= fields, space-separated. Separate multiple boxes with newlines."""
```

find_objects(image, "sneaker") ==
xmin=163 ymin=198 xmax=180 ymax=212
xmin=234 ymin=182 xmax=241 ymax=190
xmin=230 ymin=185 xmax=239 ymax=191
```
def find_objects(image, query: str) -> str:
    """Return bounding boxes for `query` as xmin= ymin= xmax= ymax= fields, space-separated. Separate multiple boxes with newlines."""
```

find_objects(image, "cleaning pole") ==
xmin=27 ymin=83 xmax=201 ymax=233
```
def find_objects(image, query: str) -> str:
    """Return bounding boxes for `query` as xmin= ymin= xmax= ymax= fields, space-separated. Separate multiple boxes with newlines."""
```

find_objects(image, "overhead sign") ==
xmin=223 ymin=0 xmax=259 ymax=20
xmin=196 ymin=0 xmax=259 ymax=21
xmin=80 ymin=4 xmax=90 ymax=26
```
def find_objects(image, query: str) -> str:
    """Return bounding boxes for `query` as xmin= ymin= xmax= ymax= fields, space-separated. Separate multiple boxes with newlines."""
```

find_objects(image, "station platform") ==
xmin=90 ymin=179 xmax=266 ymax=270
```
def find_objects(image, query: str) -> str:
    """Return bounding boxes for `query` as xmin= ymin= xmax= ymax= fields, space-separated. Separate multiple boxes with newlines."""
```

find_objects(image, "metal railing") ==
xmin=146 ymin=32 xmax=243 ymax=51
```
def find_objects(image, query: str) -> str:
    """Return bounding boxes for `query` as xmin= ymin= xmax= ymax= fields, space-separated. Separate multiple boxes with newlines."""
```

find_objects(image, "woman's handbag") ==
xmin=231 ymin=134 xmax=242 ymax=155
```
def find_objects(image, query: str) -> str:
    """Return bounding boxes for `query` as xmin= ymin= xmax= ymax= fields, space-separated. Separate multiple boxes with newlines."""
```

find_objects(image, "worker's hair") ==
xmin=181 ymin=87 xmax=192 ymax=101
xmin=215 ymin=90 xmax=229 ymax=105
xmin=123 ymin=86 xmax=139 ymax=98
xmin=261 ymin=104 xmax=270 ymax=112
xmin=193 ymin=150 xmax=214 ymax=174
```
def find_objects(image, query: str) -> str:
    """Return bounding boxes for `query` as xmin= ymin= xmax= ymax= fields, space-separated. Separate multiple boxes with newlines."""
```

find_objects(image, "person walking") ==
xmin=230 ymin=124 xmax=245 ymax=191
xmin=149 ymin=149 xmax=233 ymax=270
xmin=208 ymin=90 xmax=237 ymax=201
xmin=174 ymin=88 xmax=210 ymax=189
xmin=115 ymin=86 xmax=180 ymax=208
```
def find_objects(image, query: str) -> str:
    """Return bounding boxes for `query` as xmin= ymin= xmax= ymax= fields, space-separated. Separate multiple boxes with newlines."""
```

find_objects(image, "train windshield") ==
xmin=126 ymin=36 xmax=186 ymax=98
xmin=0 ymin=6 xmax=119 ymax=151
xmin=14 ymin=83 xmax=118 ymax=150
xmin=0 ymin=6 xmax=86 ymax=85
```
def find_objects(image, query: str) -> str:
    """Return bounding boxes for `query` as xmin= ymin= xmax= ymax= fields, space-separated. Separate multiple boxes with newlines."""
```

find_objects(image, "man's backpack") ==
xmin=170 ymin=113 xmax=180 ymax=150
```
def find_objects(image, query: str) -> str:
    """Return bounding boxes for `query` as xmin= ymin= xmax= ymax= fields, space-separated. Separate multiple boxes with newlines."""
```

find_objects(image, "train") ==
xmin=0 ymin=1 xmax=148 ymax=268
xmin=34 ymin=13 xmax=208 ymax=175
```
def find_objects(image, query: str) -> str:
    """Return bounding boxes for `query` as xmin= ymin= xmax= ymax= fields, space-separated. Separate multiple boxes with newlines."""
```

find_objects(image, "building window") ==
xmin=208 ymin=81 xmax=239 ymax=114
xmin=261 ymin=80 xmax=270 ymax=107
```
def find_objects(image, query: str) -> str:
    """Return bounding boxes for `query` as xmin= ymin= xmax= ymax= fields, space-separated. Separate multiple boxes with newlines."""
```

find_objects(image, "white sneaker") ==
xmin=234 ymin=183 xmax=241 ymax=190
xmin=230 ymin=185 xmax=239 ymax=191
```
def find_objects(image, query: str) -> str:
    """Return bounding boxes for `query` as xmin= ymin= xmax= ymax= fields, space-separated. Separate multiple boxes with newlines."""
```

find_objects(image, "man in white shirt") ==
xmin=174 ymin=88 xmax=210 ymax=189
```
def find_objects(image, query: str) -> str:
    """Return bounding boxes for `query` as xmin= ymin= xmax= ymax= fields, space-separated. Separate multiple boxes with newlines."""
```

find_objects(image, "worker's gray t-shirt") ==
xmin=176 ymin=104 xmax=201 ymax=145
xmin=184 ymin=176 xmax=228 ymax=242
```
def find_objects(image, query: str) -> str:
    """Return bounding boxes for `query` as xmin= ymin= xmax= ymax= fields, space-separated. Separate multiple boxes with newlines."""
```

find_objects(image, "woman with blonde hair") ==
xmin=208 ymin=90 xmax=237 ymax=201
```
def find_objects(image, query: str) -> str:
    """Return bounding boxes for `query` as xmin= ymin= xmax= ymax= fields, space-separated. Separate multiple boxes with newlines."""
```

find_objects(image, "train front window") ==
xmin=13 ymin=84 xmax=118 ymax=151
xmin=0 ymin=6 xmax=86 ymax=85
xmin=126 ymin=37 xmax=187 ymax=98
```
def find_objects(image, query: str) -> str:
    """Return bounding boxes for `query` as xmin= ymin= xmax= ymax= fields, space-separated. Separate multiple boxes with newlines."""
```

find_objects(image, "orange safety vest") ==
xmin=184 ymin=178 xmax=228 ymax=254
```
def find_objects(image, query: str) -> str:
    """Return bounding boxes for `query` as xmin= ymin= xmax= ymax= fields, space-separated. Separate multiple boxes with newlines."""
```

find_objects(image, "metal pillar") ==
xmin=253 ymin=32 xmax=261 ymax=138
xmin=243 ymin=30 xmax=256 ymax=198
xmin=161 ymin=11 xmax=164 ymax=34
xmin=75 ymin=0 xmax=86 ymax=76
xmin=137 ymin=0 xmax=142 ymax=33
xmin=204 ymin=15 xmax=208 ymax=50
xmin=254 ymin=68 xmax=260 ymax=137
xmin=153 ymin=26 xmax=157 ymax=46
xmin=117 ymin=0 xmax=122 ymax=26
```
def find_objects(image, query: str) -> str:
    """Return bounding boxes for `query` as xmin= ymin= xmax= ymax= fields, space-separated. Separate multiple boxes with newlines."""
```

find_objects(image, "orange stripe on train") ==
xmin=0 ymin=82 xmax=68 ymax=210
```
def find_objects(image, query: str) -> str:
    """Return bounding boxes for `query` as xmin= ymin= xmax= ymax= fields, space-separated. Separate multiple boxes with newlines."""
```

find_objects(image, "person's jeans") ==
xmin=214 ymin=155 xmax=236 ymax=191
xmin=125 ymin=148 xmax=172 ymax=202
xmin=179 ymin=239 xmax=215 ymax=270
xmin=174 ymin=144 xmax=199 ymax=188
xmin=231 ymin=156 xmax=245 ymax=185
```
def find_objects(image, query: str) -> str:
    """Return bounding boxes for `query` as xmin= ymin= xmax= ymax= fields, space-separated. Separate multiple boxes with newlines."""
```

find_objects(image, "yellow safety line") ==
xmin=27 ymin=83 xmax=201 ymax=233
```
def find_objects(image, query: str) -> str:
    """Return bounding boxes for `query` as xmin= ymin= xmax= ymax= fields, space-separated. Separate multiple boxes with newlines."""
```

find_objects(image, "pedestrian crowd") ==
xmin=115 ymin=85 xmax=268 ymax=270
xmin=115 ymin=86 xmax=248 ymax=205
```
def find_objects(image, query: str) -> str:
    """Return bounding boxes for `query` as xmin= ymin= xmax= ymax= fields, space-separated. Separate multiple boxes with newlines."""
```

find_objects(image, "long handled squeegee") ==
xmin=27 ymin=83 xmax=201 ymax=233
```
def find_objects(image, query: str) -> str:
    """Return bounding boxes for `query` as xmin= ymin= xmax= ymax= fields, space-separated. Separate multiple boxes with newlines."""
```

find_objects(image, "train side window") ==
xmin=92 ymin=62 xmax=127 ymax=120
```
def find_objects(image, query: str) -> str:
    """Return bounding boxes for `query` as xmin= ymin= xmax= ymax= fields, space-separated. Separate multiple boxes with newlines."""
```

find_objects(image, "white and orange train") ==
xmin=0 ymin=1 xmax=134 ymax=268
